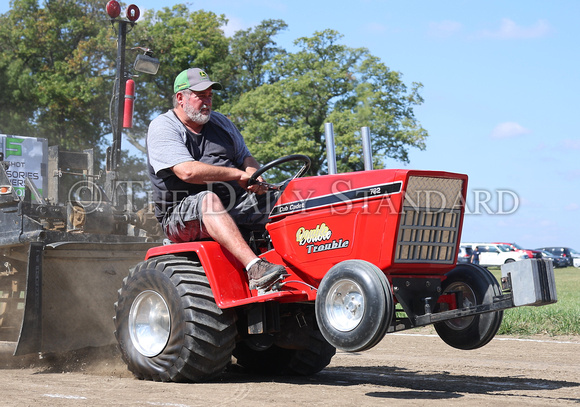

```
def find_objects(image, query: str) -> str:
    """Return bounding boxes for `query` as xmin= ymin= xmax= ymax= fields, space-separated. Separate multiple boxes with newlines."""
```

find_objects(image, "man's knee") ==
xmin=201 ymin=191 xmax=228 ymax=216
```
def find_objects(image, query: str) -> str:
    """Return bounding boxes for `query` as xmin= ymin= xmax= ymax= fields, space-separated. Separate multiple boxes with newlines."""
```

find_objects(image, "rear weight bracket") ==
xmin=392 ymin=277 xmax=442 ymax=325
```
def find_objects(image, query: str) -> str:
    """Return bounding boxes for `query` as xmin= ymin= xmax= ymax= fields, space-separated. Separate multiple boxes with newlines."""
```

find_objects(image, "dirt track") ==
xmin=1 ymin=329 xmax=579 ymax=406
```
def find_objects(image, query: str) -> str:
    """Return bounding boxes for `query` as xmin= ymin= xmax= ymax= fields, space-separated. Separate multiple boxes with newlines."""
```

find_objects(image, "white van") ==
xmin=461 ymin=243 xmax=528 ymax=267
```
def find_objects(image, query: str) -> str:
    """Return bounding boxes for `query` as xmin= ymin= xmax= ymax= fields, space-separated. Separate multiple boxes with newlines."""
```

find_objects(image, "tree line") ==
xmin=0 ymin=0 xmax=428 ymax=178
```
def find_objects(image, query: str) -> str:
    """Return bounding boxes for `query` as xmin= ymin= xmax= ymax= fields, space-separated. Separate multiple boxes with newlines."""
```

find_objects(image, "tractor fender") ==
xmin=144 ymin=242 xmax=252 ymax=308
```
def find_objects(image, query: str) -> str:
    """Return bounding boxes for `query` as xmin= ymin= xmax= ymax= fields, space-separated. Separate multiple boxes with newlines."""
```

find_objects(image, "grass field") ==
xmin=491 ymin=266 xmax=580 ymax=336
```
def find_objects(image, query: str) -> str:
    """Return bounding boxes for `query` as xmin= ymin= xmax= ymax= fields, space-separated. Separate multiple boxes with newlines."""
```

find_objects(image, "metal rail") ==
xmin=414 ymin=294 xmax=515 ymax=326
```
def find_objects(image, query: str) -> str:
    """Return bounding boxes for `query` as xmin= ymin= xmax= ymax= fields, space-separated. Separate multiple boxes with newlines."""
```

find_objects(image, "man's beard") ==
xmin=183 ymin=103 xmax=211 ymax=125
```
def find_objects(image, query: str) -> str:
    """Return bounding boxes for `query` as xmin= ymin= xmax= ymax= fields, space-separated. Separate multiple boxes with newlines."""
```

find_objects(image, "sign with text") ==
xmin=0 ymin=134 xmax=48 ymax=198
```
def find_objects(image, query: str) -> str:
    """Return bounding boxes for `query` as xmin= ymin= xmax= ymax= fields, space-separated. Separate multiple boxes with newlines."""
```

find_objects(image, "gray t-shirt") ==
xmin=147 ymin=110 xmax=252 ymax=220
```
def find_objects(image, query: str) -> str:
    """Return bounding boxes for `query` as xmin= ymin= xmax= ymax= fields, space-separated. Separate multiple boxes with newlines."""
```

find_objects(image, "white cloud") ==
xmin=428 ymin=20 xmax=463 ymax=38
xmin=565 ymin=203 xmax=579 ymax=211
xmin=490 ymin=122 xmax=531 ymax=139
xmin=562 ymin=139 xmax=580 ymax=150
xmin=478 ymin=18 xmax=551 ymax=40
xmin=563 ymin=170 xmax=580 ymax=181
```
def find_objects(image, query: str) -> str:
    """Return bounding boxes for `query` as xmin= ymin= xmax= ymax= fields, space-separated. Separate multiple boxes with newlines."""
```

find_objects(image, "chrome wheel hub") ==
xmin=325 ymin=279 xmax=365 ymax=332
xmin=128 ymin=290 xmax=171 ymax=357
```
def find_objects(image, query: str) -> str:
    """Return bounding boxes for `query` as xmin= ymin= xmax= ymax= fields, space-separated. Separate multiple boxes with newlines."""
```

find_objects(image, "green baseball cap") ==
xmin=174 ymin=68 xmax=222 ymax=93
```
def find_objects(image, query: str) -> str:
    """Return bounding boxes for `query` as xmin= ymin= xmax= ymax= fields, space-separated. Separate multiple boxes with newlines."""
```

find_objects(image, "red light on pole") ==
xmin=123 ymin=79 xmax=135 ymax=128
xmin=126 ymin=5 xmax=140 ymax=22
xmin=106 ymin=1 xmax=121 ymax=18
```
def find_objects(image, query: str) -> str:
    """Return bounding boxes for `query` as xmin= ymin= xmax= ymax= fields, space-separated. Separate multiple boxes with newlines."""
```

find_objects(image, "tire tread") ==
xmin=114 ymin=254 xmax=236 ymax=382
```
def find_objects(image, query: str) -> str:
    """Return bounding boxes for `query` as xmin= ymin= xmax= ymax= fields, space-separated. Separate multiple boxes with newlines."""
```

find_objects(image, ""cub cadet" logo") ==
xmin=295 ymin=223 xmax=350 ymax=254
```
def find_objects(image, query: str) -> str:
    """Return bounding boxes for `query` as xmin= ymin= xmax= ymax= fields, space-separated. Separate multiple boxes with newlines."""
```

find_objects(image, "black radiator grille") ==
xmin=395 ymin=208 xmax=461 ymax=263
xmin=395 ymin=176 xmax=464 ymax=264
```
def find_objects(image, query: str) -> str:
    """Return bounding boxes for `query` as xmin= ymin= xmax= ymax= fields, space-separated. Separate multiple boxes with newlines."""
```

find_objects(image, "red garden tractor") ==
xmin=113 ymin=154 xmax=557 ymax=382
xmin=0 ymin=5 xmax=556 ymax=380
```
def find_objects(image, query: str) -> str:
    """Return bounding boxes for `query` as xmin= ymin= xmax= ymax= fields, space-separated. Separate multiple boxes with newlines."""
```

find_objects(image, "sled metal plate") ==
xmin=15 ymin=241 xmax=157 ymax=355
xmin=14 ymin=243 xmax=44 ymax=356
xmin=501 ymin=259 xmax=557 ymax=307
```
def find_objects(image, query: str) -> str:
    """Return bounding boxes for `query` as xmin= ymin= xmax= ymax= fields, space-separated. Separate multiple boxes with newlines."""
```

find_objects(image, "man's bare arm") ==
xmin=172 ymin=161 xmax=250 ymax=187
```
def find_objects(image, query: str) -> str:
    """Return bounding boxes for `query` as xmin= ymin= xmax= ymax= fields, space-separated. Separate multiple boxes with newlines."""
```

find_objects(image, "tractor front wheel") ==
xmin=114 ymin=255 xmax=237 ymax=382
xmin=434 ymin=264 xmax=503 ymax=350
xmin=315 ymin=260 xmax=394 ymax=352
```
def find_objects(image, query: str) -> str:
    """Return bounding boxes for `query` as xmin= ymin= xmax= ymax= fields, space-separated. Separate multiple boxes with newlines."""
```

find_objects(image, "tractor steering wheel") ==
xmin=248 ymin=154 xmax=311 ymax=191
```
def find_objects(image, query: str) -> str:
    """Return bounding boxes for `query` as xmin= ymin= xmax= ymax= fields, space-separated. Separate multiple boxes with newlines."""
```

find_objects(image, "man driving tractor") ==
xmin=146 ymin=67 xmax=286 ymax=290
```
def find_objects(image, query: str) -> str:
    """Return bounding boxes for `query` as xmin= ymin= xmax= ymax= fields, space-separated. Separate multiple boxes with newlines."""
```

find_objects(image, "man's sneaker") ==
xmin=247 ymin=259 xmax=286 ymax=290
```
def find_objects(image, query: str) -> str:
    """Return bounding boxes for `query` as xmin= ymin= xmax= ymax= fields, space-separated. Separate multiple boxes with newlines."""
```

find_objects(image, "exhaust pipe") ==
xmin=325 ymin=124 xmax=374 ymax=174
xmin=361 ymin=126 xmax=373 ymax=171
xmin=325 ymin=123 xmax=337 ymax=175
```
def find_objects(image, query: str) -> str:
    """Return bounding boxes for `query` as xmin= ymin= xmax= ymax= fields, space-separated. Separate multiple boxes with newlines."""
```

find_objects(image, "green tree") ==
xmin=0 ymin=0 xmax=113 ymax=154
xmin=1 ymin=2 xmax=428 ymax=179
xmin=223 ymin=30 xmax=428 ymax=175
xmin=123 ymin=5 xmax=231 ymax=153
xmin=129 ymin=7 xmax=229 ymax=119
xmin=226 ymin=19 xmax=288 ymax=99
xmin=0 ymin=2 xmax=232 ymax=158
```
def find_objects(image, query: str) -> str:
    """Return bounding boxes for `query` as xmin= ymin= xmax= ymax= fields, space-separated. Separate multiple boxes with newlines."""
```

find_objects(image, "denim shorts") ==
xmin=161 ymin=190 xmax=278 ymax=243
xmin=161 ymin=191 xmax=212 ymax=243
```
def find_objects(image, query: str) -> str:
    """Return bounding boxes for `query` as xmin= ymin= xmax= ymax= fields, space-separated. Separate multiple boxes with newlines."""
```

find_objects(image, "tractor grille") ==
xmin=395 ymin=176 xmax=464 ymax=264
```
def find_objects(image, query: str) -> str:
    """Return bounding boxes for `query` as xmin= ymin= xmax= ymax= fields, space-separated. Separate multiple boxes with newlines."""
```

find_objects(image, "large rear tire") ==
xmin=434 ymin=264 xmax=503 ymax=350
xmin=315 ymin=260 xmax=393 ymax=352
xmin=233 ymin=308 xmax=336 ymax=376
xmin=114 ymin=255 xmax=237 ymax=382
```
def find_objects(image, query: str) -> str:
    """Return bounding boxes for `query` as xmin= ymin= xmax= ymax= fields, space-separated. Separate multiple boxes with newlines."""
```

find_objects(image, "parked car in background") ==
xmin=536 ymin=250 xmax=568 ymax=268
xmin=535 ymin=247 xmax=580 ymax=267
xmin=494 ymin=242 xmax=542 ymax=259
xmin=457 ymin=245 xmax=473 ymax=263
xmin=461 ymin=243 xmax=528 ymax=267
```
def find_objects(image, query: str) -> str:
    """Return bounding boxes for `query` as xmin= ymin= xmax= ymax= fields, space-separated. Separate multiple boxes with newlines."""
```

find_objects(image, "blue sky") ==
xmin=2 ymin=1 xmax=578 ymax=252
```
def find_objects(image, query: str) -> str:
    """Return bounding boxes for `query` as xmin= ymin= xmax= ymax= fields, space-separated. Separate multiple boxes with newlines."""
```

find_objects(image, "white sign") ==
xmin=0 ymin=134 xmax=48 ymax=198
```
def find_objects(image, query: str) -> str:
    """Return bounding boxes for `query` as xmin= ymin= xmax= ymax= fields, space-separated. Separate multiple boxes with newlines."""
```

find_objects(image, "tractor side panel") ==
xmin=268 ymin=207 xmax=358 ymax=281
xmin=267 ymin=170 xmax=405 ymax=282
xmin=268 ymin=169 xmax=468 ymax=280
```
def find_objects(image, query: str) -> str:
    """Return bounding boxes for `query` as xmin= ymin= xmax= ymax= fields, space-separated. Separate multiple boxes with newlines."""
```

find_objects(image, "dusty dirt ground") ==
xmin=1 ymin=329 xmax=579 ymax=407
